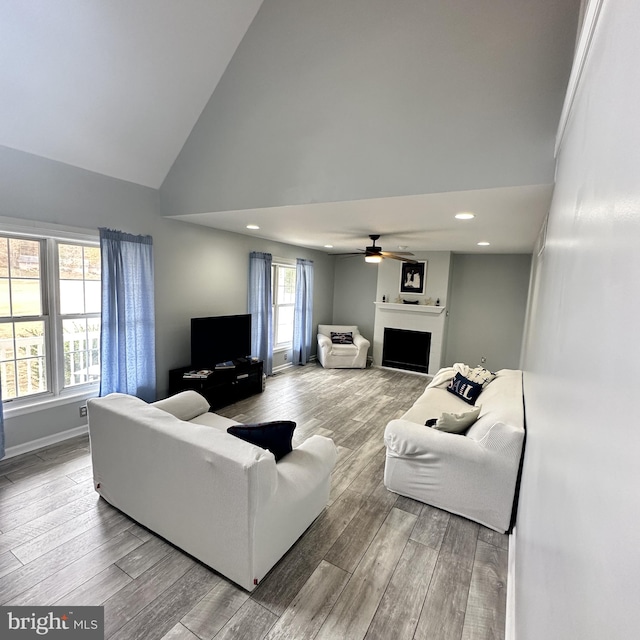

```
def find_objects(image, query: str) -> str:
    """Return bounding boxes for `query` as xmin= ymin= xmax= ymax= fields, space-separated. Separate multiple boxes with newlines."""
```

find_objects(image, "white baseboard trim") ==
xmin=4 ymin=424 xmax=88 ymax=459
xmin=272 ymin=355 xmax=317 ymax=375
xmin=371 ymin=364 xmax=432 ymax=378
xmin=272 ymin=362 xmax=294 ymax=374
xmin=506 ymin=527 xmax=517 ymax=640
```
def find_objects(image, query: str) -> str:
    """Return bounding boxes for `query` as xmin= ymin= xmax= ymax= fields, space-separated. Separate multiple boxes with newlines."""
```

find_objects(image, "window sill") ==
xmin=3 ymin=387 xmax=100 ymax=418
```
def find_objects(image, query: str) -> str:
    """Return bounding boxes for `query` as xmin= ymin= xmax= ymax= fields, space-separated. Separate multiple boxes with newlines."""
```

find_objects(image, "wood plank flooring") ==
xmin=0 ymin=365 xmax=508 ymax=639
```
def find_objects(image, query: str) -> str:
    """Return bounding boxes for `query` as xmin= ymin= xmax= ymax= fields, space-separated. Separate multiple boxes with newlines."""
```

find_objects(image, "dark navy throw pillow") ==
xmin=330 ymin=331 xmax=354 ymax=344
xmin=446 ymin=373 xmax=483 ymax=405
xmin=227 ymin=421 xmax=296 ymax=461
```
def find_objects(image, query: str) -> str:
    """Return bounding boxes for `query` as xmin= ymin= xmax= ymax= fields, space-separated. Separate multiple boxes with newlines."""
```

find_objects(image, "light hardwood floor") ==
xmin=0 ymin=365 xmax=508 ymax=640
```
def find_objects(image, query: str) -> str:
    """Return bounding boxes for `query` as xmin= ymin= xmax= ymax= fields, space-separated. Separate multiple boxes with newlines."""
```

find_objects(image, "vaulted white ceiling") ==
xmin=0 ymin=1 xmax=580 ymax=253
xmin=0 ymin=0 xmax=264 ymax=188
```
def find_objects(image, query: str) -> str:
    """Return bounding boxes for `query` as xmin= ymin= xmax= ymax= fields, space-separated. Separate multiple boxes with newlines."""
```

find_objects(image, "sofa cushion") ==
xmin=189 ymin=412 xmax=240 ymax=432
xmin=329 ymin=343 xmax=358 ymax=355
xmin=433 ymin=405 xmax=482 ymax=434
xmin=331 ymin=331 xmax=354 ymax=344
xmin=227 ymin=421 xmax=296 ymax=461
xmin=402 ymin=386 xmax=470 ymax=424
xmin=446 ymin=373 xmax=483 ymax=405
xmin=466 ymin=369 xmax=524 ymax=441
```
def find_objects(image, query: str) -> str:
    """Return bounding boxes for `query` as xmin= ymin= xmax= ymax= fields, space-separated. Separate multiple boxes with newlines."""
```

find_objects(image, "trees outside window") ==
xmin=0 ymin=234 xmax=100 ymax=402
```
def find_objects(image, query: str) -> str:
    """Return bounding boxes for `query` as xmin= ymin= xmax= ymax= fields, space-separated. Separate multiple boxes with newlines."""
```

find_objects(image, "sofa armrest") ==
xmin=384 ymin=418 xmax=484 ymax=461
xmin=317 ymin=334 xmax=332 ymax=348
xmin=274 ymin=435 xmax=338 ymax=496
xmin=353 ymin=334 xmax=370 ymax=349
xmin=152 ymin=390 xmax=210 ymax=421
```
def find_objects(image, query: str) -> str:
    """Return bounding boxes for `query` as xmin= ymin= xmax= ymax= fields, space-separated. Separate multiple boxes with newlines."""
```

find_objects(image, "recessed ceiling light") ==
xmin=398 ymin=245 xmax=408 ymax=250
xmin=324 ymin=244 xmax=334 ymax=248
xmin=477 ymin=241 xmax=490 ymax=246
xmin=455 ymin=212 xmax=475 ymax=220
xmin=246 ymin=224 xmax=260 ymax=230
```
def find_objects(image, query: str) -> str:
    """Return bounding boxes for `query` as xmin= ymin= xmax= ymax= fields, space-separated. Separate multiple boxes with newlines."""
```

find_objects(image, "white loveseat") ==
xmin=383 ymin=366 xmax=524 ymax=533
xmin=87 ymin=390 xmax=337 ymax=591
xmin=317 ymin=324 xmax=370 ymax=369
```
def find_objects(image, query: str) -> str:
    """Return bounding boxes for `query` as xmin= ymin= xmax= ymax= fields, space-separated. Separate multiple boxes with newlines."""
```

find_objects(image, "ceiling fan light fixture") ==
xmin=365 ymin=255 xmax=382 ymax=263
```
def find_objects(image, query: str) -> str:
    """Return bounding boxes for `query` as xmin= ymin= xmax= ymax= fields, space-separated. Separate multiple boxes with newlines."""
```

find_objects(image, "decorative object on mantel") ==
xmin=424 ymin=297 xmax=434 ymax=305
xmin=400 ymin=261 xmax=427 ymax=295
xmin=436 ymin=298 xmax=440 ymax=306
xmin=402 ymin=299 xmax=420 ymax=304
xmin=382 ymin=294 xmax=386 ymax=302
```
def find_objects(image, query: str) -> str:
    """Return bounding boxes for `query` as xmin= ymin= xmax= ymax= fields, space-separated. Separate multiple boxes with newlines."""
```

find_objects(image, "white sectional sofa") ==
xmin=88 ymin=390 xmax=337 ymax=591
xmin=383 ymin=366 xmax=524 ymax=533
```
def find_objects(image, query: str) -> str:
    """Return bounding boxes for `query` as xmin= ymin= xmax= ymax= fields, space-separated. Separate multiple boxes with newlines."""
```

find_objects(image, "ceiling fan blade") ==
xmin=381 ymin=251 xmax=414 ymax=256
xmin=332 ymin=251 xmax=365 ymax=256
xmin=382 ymin=253 xmax=418 ymax=263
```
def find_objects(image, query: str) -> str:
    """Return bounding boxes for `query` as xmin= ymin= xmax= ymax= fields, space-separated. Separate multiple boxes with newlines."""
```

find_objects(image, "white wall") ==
xmin=516 ymin=1 xmax=640 ymax=637
xmin=445 ymin=253 xmax=531 ymax=371
xmin=0 ymin=146 xmax=335 ymax=452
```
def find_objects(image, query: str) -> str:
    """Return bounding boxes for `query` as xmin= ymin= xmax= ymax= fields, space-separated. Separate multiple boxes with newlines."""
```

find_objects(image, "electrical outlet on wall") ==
xmin=284 ymin=352 xmax=288 ymax=361
xmin=79 ymin=406 xmax=88 ymax=418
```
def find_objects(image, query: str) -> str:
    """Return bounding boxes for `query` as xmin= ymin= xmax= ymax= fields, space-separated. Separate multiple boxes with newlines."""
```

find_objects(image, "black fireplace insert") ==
xmin=382 ymin=327 xmax=431 ymax=373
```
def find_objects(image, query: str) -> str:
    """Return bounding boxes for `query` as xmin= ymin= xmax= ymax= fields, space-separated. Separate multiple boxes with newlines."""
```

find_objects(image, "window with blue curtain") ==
xmin=248 ymin=252 xmax=273 ymax=375
xmin=99 ymin=228 xmax=156 ymax=402
xmin=292 ymin=258 xmax=314 ymax=365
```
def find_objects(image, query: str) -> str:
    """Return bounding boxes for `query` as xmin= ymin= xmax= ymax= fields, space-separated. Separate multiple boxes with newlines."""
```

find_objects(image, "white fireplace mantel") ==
xmin=373 ymin=302 xmax=445 ymax=315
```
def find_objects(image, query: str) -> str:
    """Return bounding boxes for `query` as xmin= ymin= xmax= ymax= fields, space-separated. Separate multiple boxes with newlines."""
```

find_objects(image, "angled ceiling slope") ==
xmin=0 ymin=0 xmax=264 ymax=188
xmin=161 ymin=0 xmax=580 ymax=252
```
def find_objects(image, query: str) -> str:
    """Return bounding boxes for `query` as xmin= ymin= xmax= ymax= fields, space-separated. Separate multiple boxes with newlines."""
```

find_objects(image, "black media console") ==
xmin=168 ymin=359 xmax=264 ymax=410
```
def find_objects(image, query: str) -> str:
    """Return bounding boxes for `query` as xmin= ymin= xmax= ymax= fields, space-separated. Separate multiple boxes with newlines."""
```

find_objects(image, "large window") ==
xmin=0 ymin=233 xmax=101 ymax=403
xmin=58 ymin=243 xmax=101 ymax=387
xmin=272 ymin=263 xmax=296 ymax=349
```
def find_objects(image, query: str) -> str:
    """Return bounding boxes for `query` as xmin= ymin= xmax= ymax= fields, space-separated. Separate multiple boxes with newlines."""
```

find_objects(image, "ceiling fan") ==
xmin=335 ymin=234 xmax=418 ymax=264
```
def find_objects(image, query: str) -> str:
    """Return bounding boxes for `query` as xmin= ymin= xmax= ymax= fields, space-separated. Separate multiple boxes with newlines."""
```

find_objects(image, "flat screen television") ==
xmin=191 ymin=314 xmax=252 ymax=368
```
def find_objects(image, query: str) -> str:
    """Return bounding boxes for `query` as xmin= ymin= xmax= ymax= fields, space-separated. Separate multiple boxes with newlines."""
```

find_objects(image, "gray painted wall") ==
xmin=515 ymin=2 xmax=640 ymax=637
xmin=332 ymin=257 xmax=378 ymax=343
xmin=444 ymin=253 xmax=531 ymax=371
xmin=0 ymin=146 xmax=335 ymax=451
xmin=160 ymin=0 xmax=578 ymax=215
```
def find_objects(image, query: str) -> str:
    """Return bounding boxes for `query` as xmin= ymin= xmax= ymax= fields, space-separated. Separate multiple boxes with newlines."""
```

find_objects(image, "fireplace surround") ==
xmin=373 ymin=302 xmax=446 ymax=375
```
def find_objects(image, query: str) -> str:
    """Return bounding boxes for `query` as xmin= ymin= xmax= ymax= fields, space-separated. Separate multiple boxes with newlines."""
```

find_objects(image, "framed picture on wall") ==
xmin=400 ymin=261 xmax=427 ymax=295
